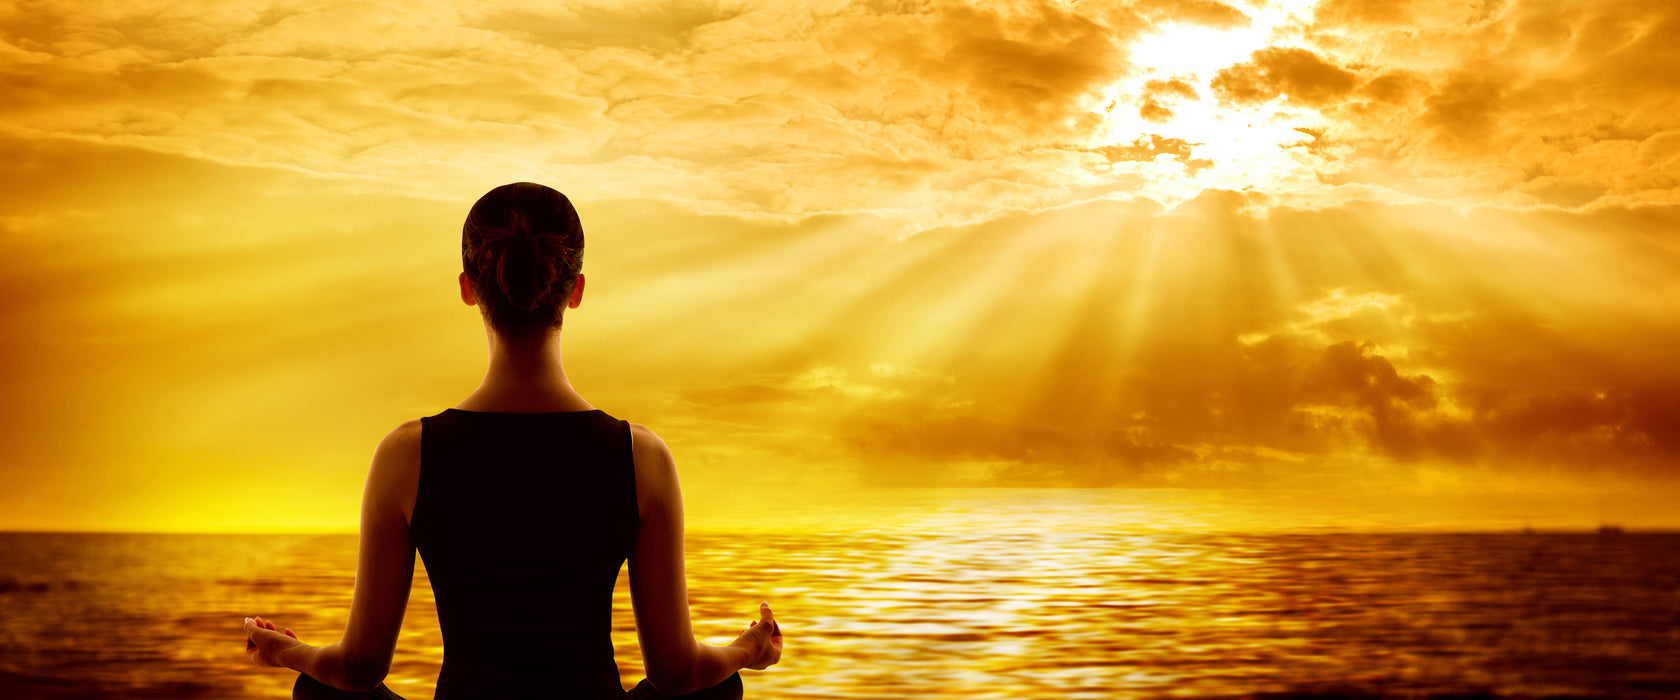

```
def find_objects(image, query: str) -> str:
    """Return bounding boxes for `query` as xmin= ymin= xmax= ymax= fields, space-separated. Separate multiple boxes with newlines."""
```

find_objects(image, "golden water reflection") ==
xmin=0 ymin=489 xmax=1676 ymax=698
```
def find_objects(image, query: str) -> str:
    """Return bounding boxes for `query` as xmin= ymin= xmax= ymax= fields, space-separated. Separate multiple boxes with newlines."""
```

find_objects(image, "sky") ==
xmin=1 ymin=0 xmax=1677 ymax=532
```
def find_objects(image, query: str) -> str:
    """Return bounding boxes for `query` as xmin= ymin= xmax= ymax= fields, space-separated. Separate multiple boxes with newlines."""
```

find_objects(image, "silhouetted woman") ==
xmin=243 ymin=182 xmax=782 ymax=699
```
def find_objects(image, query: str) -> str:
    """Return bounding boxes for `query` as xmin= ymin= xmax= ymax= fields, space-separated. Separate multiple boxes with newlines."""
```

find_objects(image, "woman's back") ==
xmin=242 ymin=183 xmax=777 ymax=700
xmin=411 ymin=408 xmax=638 ymax=698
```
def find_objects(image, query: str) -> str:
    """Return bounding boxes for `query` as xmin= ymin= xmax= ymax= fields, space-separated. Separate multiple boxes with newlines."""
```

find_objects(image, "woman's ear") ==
xmin=567 ymin=273 xmax=585 ymax=309
xmin=459 ymin=272 xmax=477 ymax=306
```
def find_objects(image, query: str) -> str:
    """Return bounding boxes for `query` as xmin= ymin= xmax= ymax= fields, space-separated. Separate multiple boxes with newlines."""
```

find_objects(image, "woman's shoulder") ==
xmin=369 ymin=420 xmax=424 ymax=524
xmin=628 ymin=423 xmax=673 ymax=474
xmin=376 ymin=419 xmax=425 ymax=459
xmin=627 ymin=423 xmax=681 ymax=511
xmin=627 ymin=422 xmax=667 ymax=456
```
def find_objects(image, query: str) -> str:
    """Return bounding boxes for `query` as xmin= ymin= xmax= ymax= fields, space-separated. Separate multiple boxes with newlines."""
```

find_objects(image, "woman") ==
xmin=243 ymin=182 xmax=783 ymax=699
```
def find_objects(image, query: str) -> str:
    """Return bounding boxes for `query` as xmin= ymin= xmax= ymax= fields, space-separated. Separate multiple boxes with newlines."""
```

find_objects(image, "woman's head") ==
xmin=460 ymin=182 xmax=585 ymax=338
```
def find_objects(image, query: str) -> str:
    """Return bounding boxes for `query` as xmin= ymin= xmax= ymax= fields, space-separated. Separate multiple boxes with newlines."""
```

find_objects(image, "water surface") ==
xmin=1 ymin=489 xmax=1676 ymax=698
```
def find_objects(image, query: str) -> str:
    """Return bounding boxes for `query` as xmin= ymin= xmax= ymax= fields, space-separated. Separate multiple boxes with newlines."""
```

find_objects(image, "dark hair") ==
xmin=461 ymin=182 xmax=584 ymax=337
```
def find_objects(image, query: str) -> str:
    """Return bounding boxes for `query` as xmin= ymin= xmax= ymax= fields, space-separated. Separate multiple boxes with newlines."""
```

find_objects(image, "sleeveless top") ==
xmin=411 ymin=408 xmax=639 ymax=699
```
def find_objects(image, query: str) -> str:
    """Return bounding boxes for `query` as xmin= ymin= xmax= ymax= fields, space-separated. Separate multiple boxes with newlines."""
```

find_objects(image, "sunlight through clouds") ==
xmin=1 ymin=0 xmax=1678 ymax=530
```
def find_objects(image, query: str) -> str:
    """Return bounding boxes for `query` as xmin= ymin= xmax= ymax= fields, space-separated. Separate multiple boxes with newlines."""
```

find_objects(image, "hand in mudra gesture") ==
xmin=728 ymin=602 xmax=783 ymax=671
xmin=244 ymin=616 xmax=303 ymax=668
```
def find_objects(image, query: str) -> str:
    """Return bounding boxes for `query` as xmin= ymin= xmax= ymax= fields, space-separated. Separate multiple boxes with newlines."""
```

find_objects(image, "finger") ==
xmin=285 ymin=628 xmax=297 ymax=639
xmin=244 ymin=617 xmax=260 ymax=656
xmin=246 ymin=625 xmax=284 ymax=643
xmin=759 ymin=601 xmax=773 ymax=625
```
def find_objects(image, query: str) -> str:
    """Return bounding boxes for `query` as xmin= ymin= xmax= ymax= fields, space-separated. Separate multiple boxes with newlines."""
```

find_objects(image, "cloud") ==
xmin=1466 ymin=386 xmax=1680 ymax=467
xmin=580 ymin=193 xmax=1680 ymax=489
xmin=868 ymin=2 xmax=1133 ymax=138
xmin=471 ymin=1 xmax=748 ymax=52
xmin=1133 ymin=0 xmax=1252 ymax=30
xmin=1094 ymin=133 xmax=1193 ymax=161
xmin=1297 ymin=0 xmax=1680 ymax=207
xmin=6 ymin=0 xmax=1676 ymax=221
xmin=1145 ymin=77 xmax=1199 ymax=102
xmin=1309 ymin=0 xmax=1423 ymax=27
xmin=1211 ymin=46 xmax=1362 ymax=108
xmin=1419 ymin=77 xmax=1504 ymax=150
xmin=1299 ymin=341 xmax=1478 ymax=462
xmin=1137 ymin=77 xmax=1198 ymax=122
xmin=0 ymin=0 xmax=1158 ymax=229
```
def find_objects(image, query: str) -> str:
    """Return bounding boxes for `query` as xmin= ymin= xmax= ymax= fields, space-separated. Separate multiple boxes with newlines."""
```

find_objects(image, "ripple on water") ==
xmin=2 ymin=495 xmax=1678 ymax=699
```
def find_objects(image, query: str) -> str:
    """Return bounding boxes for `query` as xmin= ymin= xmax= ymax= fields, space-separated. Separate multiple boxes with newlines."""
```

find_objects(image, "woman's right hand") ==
xmin=244 ymin=616 xmax=304 ymax=668
xmin=728 ymin=602 xmax=783 ymax=671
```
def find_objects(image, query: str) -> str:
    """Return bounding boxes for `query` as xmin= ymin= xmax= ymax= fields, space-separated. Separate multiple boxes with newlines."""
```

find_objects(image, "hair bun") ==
xmin=461 ymin=182 xmax=586 ymax=336
xmin=495 ymin=224 xmax=558 ymax=312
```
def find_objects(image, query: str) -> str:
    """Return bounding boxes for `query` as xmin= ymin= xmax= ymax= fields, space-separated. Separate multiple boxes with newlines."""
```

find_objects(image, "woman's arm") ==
xmin=627 ymin=424 xmax=781 ymax=696
xmin=246 ymin=420 xmax=422 ymax=691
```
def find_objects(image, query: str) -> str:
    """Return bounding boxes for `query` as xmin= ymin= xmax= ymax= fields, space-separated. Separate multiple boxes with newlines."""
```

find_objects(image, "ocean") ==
xmin=1 ymin=488 xmax=1677 ymax=699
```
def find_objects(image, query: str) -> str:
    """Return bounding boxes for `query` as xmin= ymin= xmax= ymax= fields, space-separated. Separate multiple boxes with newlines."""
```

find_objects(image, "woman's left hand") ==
xmin=244 ymin=616 xmax=303 ymax=668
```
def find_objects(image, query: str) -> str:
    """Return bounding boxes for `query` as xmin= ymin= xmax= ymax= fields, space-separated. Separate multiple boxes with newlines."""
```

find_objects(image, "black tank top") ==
xmin=411 ymin=408 xmax=639 ymax=699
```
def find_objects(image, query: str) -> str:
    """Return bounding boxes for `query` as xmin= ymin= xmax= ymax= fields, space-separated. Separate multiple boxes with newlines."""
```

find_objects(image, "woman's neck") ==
xmin=457 ymin=327 xmax=595 ymax=413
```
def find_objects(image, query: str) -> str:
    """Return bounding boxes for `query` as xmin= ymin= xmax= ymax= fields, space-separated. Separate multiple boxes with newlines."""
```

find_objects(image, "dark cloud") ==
xmin=1137 ymin=77 xmax=1198 ymax=122
xmin=1420 ymin=77 xmax=1504 ymax=150
xmin=1299 ymin=341 xmax=1481 ymax=462
xmin=1359 ymin=71 xmax=1426 ymax=105
xmin=1301 ymin=0 xmax=1680 ymax=207
xmin=1212 ymin=46 xmax=1362 ymax=108
xmin=1467 ymin=386 xmax=1680 ymax=468
xmin=1093 ymin=134 xmax=1209 ymax=172
xmin=1139 ymin=96 xmax=1174 ymax=123
xmin=1146 ymin=77 xmax=1199 ymax=101
xmin=1303 ymin=342 xmax=1437 ymax=414
xmin=1283 ymin=126 xmax=1332 ymax=156
xmin=870 ymin=1 xmax=1139 ymax=139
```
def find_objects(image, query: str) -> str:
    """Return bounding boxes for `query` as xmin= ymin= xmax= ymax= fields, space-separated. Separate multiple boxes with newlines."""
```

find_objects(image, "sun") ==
xmin=1087 ymin=2 xmax=1336 ymax=204
xmin=1130 ymin=22 xmax=1271 ymax=78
